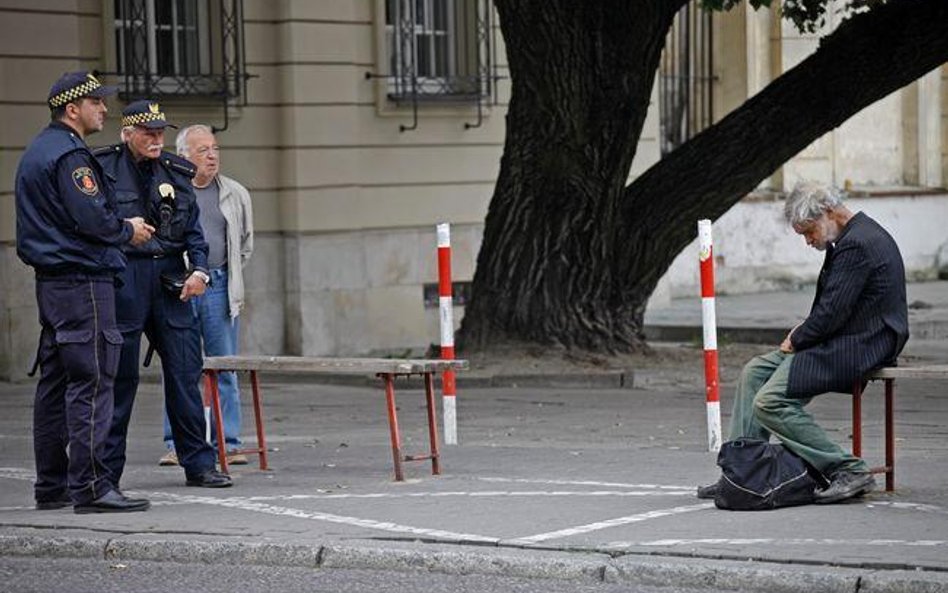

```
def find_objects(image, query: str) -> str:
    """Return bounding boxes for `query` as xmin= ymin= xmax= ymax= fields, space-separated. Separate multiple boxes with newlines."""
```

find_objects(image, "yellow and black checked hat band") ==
xmin=121 ymin=100 xmax=176 ymax=129
xmin=121 ymin=110 xmax=167 ymax=127
xmin=47 ymin=72 xmax=116 ymax=108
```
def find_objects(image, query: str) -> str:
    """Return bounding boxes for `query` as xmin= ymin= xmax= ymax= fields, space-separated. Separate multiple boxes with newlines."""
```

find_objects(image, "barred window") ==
xmin=383 ymin=0 xmax=492 ymax=101
xmin=112 ymin=0 xmax=246 ymax=100
xmin=658 ymin=1 xmax=714 ymax=156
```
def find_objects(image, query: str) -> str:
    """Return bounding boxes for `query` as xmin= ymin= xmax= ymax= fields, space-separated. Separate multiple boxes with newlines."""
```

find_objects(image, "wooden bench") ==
xmin=852 ymin=364 xmax=948 ymax=492
xmin=201 ymin=356 xmax=468 ymax=481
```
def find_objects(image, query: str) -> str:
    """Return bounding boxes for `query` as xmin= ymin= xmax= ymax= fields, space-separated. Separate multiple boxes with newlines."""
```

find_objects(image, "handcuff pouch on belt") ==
xmin=159 ymin=272 xmax=187 ymax=294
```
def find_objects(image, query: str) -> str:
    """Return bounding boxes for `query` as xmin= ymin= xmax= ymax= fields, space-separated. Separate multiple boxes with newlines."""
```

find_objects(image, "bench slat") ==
xmin=203 ymin=355 xmax=468 ymax=374
xmin=867 ymin=364 xmax=948 ymax=380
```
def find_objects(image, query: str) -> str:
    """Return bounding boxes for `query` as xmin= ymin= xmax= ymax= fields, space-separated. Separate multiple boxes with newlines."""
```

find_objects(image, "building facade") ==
xmin=1 ymin=1 xmax=946 ymax=380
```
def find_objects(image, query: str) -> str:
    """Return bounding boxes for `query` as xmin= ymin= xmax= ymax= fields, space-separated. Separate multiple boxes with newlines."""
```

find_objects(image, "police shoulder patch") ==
xmin=72 ymin=167 xmax=99 ymax=196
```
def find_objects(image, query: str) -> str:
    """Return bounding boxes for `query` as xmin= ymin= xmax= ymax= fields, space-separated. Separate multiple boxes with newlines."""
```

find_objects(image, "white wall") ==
xmin=657 ymin=193 xmax=948 ymax=301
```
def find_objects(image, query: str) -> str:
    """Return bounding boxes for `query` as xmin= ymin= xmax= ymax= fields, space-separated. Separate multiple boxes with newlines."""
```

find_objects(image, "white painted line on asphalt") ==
xmin=508 ymin=502 xmax=714 ymax=544
xmin=605 ymin=538 xmax=948 ymax=548
xmin=225 ymin=489 xmax=694 ymax=502
xmin=477 ymin=477 xmax=693 ymax=491
xmin=0 ymin=468 xmax=37 ymax=481
xmin=145 ymin=491 xmax=500 ymax=543
xmin=869 ymin=501 xmax=948 ymax=515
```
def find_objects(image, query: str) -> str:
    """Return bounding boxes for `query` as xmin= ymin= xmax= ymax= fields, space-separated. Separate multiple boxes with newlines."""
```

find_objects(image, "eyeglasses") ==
xmin=193 ymin=146 xmax=220 ymax=156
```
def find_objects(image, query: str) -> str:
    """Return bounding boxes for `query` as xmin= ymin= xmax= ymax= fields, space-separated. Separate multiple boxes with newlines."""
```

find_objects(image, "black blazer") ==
xmin=788 ymin=212 xmax=909 ymax=397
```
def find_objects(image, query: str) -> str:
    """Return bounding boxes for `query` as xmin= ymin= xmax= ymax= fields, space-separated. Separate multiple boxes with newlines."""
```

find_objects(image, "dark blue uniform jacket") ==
xmin=93 ymin=144 xmax=208 ymax=272
xmin=15 ymin=122 xmax=132 ymax=274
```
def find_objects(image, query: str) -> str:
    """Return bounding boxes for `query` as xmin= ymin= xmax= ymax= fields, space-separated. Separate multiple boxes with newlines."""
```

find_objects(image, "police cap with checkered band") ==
xmin=121 ymin=100 xmax=178 ymax=130
xmin=47 ymin=71 xmax=117 ymax=109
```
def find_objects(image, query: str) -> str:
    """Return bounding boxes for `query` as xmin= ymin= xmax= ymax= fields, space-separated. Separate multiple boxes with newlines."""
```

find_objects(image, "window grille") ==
xmin=111 ymin=0 xmax=248 ymax=102
xmin=374 ymin=0 xmax=496 ymax=130
xmin=659 ymin=2 xmax=714 ymax=155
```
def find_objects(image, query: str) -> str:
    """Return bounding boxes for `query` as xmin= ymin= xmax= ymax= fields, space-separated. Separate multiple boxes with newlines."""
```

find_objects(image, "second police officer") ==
xmin=95 ymin=101 xmax=232 ymax=489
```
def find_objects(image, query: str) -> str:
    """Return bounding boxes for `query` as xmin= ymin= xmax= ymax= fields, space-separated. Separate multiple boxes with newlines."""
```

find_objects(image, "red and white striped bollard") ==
xmin=437 ymin=223 xmax=458 ymax=445
xmin=698 ymin=219 xmax=723 ymax=452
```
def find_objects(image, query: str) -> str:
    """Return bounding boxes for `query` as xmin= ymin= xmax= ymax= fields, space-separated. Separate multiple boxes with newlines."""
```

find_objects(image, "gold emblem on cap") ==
xmin=158 ymin=183 xmax=176 ymax=200
xmin=149 ymin=103 xmax=161 ymax=114
xmin=86 ymin=73 xmax=100 ymax=84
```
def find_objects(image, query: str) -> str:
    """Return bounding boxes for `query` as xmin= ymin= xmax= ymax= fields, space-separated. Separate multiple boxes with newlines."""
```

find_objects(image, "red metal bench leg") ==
xmin=201 ymin=372 xmax=213 ymax=442
xmin=885 ymin=378 xmax=895 ymax=492
xmin=382 ymin=373 xmax=405 ymax=481
xmin=852 ymin=380 xmax=863 ymax=458
xmin=250 ymin=370 xmax=269 ymax=471
xmin=206 ymin=370 xmax=229 ymax=474
xmin=424 ymin=372 xmax=441 ymax=476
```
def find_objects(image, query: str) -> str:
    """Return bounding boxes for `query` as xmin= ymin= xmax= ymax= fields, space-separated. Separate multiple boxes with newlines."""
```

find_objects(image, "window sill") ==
xmin=387 ymin=92 xmax=487 ymax=105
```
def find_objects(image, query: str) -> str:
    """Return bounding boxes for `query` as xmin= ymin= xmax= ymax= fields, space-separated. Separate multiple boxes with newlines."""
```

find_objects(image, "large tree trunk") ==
xmin=459 ymin=0 xmax=684 ymax=352
xmin=459 ymin=0 xmax=948 ymax=354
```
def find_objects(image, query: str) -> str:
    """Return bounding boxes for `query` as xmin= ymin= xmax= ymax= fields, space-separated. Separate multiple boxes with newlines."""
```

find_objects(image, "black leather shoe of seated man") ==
xmin=814 ymin=471 xmax=875 ymax=504
xmin=74 ymin=490 xmax=150 ymax=514
xmin=696 ymin=481 xmax=720 ymax=500
xmin=186 ymin=469 xmax=233 ymax=488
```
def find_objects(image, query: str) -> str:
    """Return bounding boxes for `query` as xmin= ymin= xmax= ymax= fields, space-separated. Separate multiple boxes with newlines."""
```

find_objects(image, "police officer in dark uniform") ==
xmin=15 ymin=72 xmax=154 ymax=513
xmin=95 ymin=100 xmax=231 ymax=488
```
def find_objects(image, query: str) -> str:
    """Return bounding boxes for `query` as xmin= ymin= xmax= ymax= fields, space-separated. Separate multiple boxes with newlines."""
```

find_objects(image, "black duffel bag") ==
xmin=713 ymin=438 xmax=821 ymax=511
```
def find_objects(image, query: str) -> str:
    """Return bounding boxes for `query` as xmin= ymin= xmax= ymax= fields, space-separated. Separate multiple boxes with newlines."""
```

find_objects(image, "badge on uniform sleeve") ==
xmin=72 ymin=167 xmax=99 ymax=196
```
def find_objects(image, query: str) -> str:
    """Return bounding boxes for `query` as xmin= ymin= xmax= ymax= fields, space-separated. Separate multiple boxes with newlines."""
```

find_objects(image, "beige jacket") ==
xmin=216 ymin=173 xmax=254 ymax=318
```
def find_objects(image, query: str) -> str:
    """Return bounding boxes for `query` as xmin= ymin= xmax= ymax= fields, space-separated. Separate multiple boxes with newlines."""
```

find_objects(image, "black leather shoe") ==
xmin=696 ymin=481 xmax=719 ymax=500
xmin=186 ymin=469 xmax=233 ymax=488
xmin=814 ymin=471 xmax=875 ymax=504
xmin=35 ymin=493 xmax=72 ymax=510
xmin=74 ymin=490 xmax=150 ymax=514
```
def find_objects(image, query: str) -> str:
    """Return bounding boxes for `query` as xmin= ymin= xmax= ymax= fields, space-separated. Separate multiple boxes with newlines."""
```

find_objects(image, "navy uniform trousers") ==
xmin=104 ymin=256 xmax=216 ymax=485
xmin=33 ymin=272 xmax=121 ymax=506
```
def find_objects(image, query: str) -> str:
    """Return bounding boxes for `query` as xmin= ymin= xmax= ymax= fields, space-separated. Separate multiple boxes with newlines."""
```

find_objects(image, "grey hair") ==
xmin=783 ymin=181 xmax=844 ymax=226
xmin=120 ymin=126 xmax=136 ymax=142
xmin=175 ymin=124 xmax=214 ymax=157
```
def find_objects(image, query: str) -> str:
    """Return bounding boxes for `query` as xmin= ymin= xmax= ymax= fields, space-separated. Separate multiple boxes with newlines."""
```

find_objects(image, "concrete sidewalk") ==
xmin=0 ymin=282 xmax=947 ymax=591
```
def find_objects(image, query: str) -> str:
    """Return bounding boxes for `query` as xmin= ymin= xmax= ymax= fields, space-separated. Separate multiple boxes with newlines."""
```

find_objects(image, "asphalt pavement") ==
xmin=1 ymin=281 xmax=947 ymax=592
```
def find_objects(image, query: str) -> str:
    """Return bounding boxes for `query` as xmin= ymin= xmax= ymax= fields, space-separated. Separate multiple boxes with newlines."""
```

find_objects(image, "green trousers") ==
xmin=728 ymin=350 xmax=868 ymax=476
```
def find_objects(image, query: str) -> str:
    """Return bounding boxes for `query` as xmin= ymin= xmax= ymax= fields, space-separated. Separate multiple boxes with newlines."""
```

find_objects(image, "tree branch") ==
xmin=618 ymin=0 xmax=948 ymax=297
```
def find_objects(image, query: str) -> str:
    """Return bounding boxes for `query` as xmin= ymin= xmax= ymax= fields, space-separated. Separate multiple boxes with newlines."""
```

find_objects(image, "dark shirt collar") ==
xmin=136 ymin=156 xmax=153 ymax=173
xmin=122 ymin=146 xmax=155 ymax=194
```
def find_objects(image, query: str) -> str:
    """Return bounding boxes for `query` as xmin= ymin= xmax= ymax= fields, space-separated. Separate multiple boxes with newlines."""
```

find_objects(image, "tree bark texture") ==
xmin=459 ymin=0 xmax=684 ymax=352
xmin=459 ymin=0 xmax=948 ymax=354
